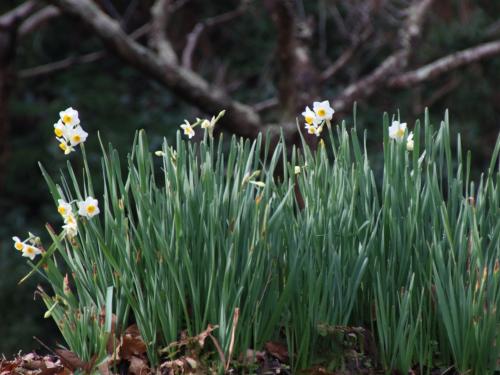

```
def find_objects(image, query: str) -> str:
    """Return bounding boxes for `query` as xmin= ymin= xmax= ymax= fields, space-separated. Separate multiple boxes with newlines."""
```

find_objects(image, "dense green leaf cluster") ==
xmin=29 ymin=111 xmax=500 ymax=372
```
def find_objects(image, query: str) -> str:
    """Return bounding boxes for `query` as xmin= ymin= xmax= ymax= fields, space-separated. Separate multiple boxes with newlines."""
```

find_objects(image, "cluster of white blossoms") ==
xmin=301 ymin=100 xmax=335 ymax=137
xmin=12 ymin=233 xmax=43 ymax=260
xmin=13 ymin=107 xmax=100 ymax=262
xmin=388 ymin=120 xmax=414 ymax=151
xmin=57 ymin=196 xmax=100 ymax=239
xmin=180 ymin=110 xmax=226 ymax=139
xmin=58 ymin=199 xmax=78 ymax=239
xmin=53 ymin=107 xmax=88 ymax=154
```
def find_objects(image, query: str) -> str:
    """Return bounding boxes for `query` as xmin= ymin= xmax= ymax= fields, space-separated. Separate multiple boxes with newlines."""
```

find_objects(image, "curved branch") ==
xmin=332 ymin=52 xmax=404 ymax=112
xmin=254 ymin=97 xmax=279 ymax=112
xmin=320 ymin=26 xmax=372 ymax=82
xmin=0 ymin=1 xmax=38 ymax=28
xmin=330 ymin=0 xmax=435 ymax=112
xmin=19 ymin=51 xmax=104 ymax=79
xmin=46 ymin=0 xmax=262 ymax=138
xmin=18 ymin=6 xmax=60 ymax=38
xmin=389 ymin=40 xmax=500 ymax=88
xmin=182 ymin=2 xmax=248 ymax=70
xmin=149 ymin=0 xmax=178 ymax=64
xmin=19 ymin=23 xmax=151 ymax=79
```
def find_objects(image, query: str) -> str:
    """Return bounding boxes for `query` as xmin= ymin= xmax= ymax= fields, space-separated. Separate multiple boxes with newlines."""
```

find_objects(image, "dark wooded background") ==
xmin=0 ymin=0 xmax=499 ymax=355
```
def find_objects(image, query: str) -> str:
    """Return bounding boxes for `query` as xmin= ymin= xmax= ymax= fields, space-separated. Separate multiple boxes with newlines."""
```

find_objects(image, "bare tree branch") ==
xmin=321 ymin=46 xmax=357 ymax=82
xmin=485 ymin=19 xmax=500 ymax=39
xmin=419 ymin=76 xmax=461 ymax=112
xmin=18 ymin=6 xmax=60 ymax=37
xmin=46 ymin=0 xmax=262 ymax=138
xmin=331 ymin=0 xmax=434 ymax=112
xmin=389 ymin=40 xmax=500 ymax=88
xmin=170 ymin=0 xmax=191 ymax=13
xmin=398 ymin=0 xmax=434 ymax=61
xmin=19 ymin=23 xmax=151 ymax=79
xmin=181 ymin=1 xmax=249 ymax=70
xmin=149 ymin=0 xmax=178 ymax=65
xmin=98 ymin=0 xmax=121 ymax=21
xmin=0 ymin=1 xmax=38 ymax=28
xmin=254 ymin=97 xmax=279 ymax=112
xmin=320 ymin=26 xmax=372 ymax=82
xmin=329 ymin=1 xmax=500 ymax=115
xmin=328 ymin=3 xmax=349 ymax=41
xmin=20 ymin=51 xmax=104 ymax=79
xmin=122 ymin=0 xmax=139 ymax=27
xmin=332 ymin=53 xmax=404 ymax=112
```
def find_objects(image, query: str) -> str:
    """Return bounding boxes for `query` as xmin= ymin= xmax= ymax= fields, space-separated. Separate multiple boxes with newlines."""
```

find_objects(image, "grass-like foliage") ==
xmin=25 ymin=110 xmax=499 ymax=373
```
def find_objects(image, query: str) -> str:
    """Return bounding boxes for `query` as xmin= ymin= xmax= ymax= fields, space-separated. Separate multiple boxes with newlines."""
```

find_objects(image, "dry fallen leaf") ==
xmin=160 ymin=324 xmax=219 ymax=354
xmin=1 ymin=353 xmax=67 ymax=375
xmin=128 ymin=355 xmax=149 ymax=375
xmin=97 ymin=359 xmax=113 ymax=375
xmin=117 ymin=324 xmax=148 ymax=360
xmin=184 ymin=356 xmax=197 ymax=369
xmin=54 ymin=349 xmax=85 ymax=372
xmin=240 ymin=349 xmax=266 ymax=364
xmin=264 ymin=341 xmax=289 ymax=362
xmin=195 ymin=324 xmax=218 ymax=348
xmin=38 ymin=367 xmax=68 ymax=375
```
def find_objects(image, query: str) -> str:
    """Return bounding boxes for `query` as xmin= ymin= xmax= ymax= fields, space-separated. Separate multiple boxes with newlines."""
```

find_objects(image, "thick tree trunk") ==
xmin=265 ymin=0 xmax=319 ymax=121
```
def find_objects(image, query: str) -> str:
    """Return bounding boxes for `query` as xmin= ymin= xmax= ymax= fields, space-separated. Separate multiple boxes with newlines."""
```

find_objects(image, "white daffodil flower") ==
xmin=27 ymin=232 xmax=41 ymax=246
xmin=313 ymin=100 xmax=334 ymax=121
xmin=62 ymin=211 xmax=78 ymax=238
xmin=406 ymin=132 xmax=414 ymax=151
xmin=57 ymin=199 xmax=72 ymax=217
xmin=388 ymin=121 xmax=407 ymax=142
xmin=200 ymin=117 xmax=217 ymax=137
xmin=302 ymin=106 xmax=318 ymax=126
xmin=77 ymin=196 xmax=100 ymax=218
xmin=63 ymin=222 xmax=78 ymax=239
xmin=54 ymin=107 xmax=88 ymax=155
xmin=201 ymin=118 xmax=213 ymax=129
xmin=53 ymin=120 xmax=70 ymax=138
xmin=12 ymin=236 xmax=25 ymax=252
xmin=64 ymin=212 xmax=77 ymax=225
xmin=67 ymin=125 xmax=88 ymax=146
xmin=294 ymin=166 xmax=301 ymax=175
xmin=180 ymin=121 xmax=195 ymax=139
xmin=313 ymin=125 xmax=324 ymax=137
xmin=200 ymin=109 xmax=225 ymax=130
xmin=59 ymin=107 xmax=80 ymax=126
xmin=22 ymin=245 xmax=42 ymax=260
xmin=305 ymin=123 xmax=317 ymax=135
xmin=57 ymin=138 xmax=75 ymax=155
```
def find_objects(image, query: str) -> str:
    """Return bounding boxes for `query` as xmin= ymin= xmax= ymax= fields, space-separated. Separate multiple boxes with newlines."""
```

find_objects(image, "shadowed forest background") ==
xmin=0 ymin=0 xmax=499 ymax=356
